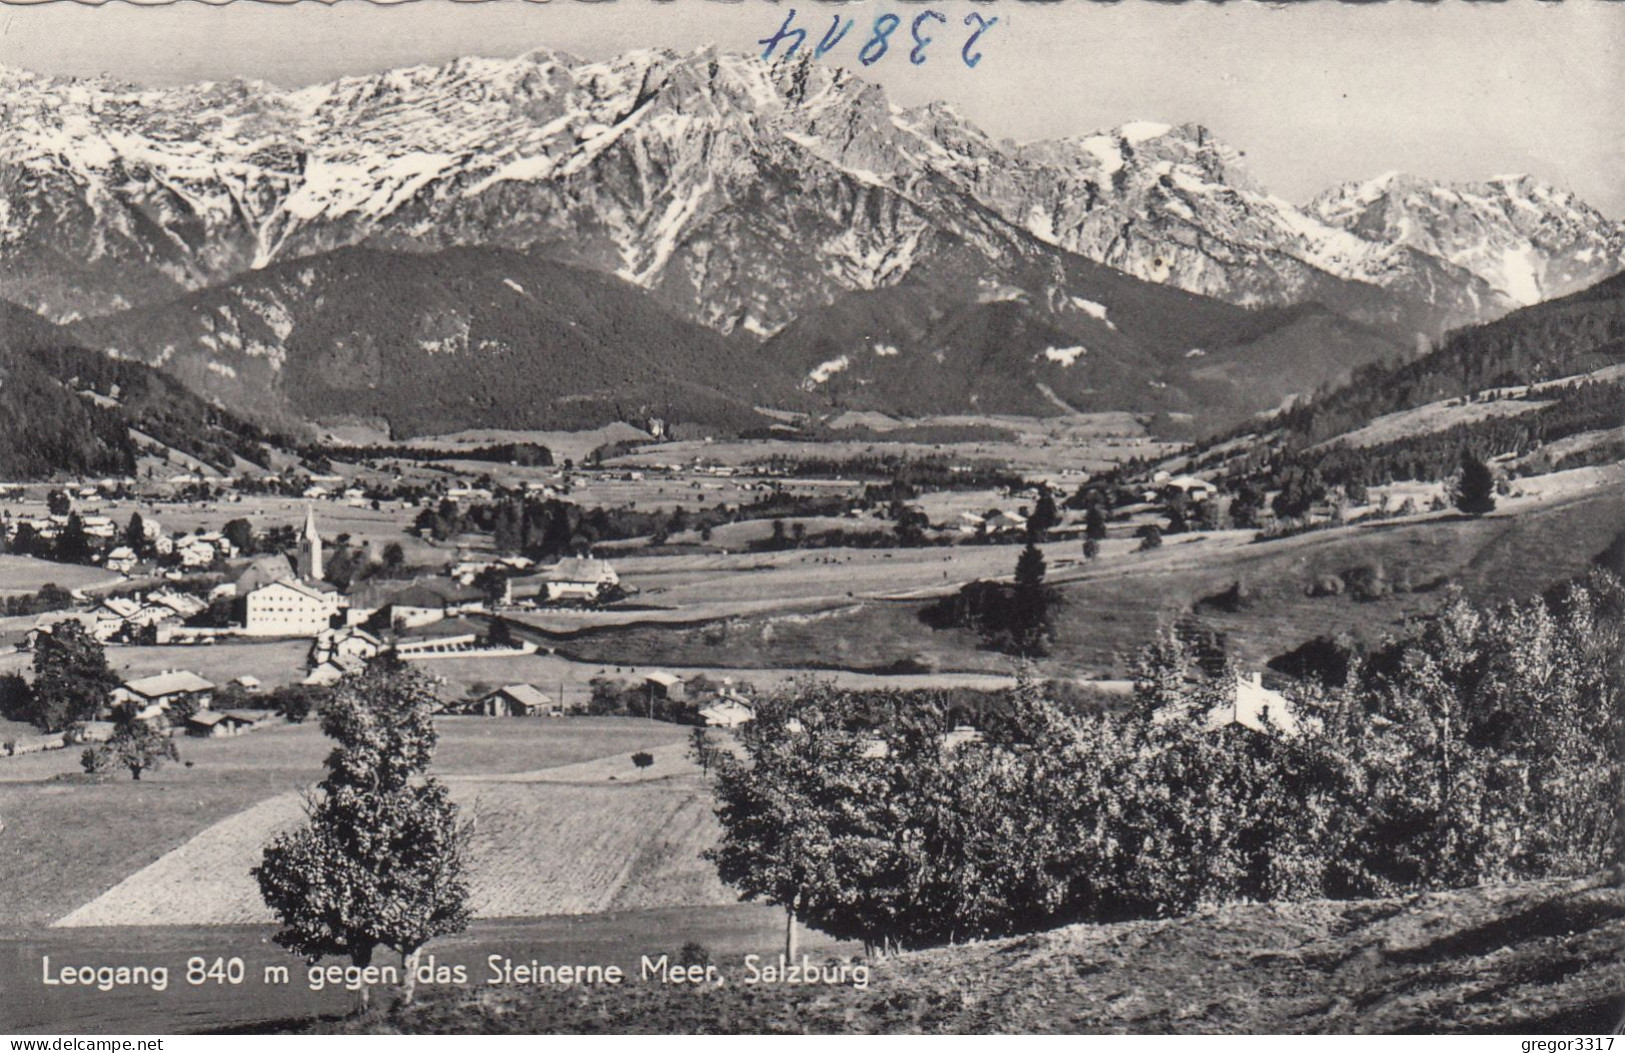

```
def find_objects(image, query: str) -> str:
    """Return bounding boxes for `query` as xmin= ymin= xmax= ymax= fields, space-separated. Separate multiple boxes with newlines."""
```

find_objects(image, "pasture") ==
xmin=558 ymin=476 xmax=1625 ymax=678
xmin=0 ymin=717 xmax=692 ymax=932
xmin=53 ymin=774 xmax=731 ymax=927
xmin=0 ymin=639 xmax=315 ymax=695
xmin=0 ymin=554 xmax=121 ymax=596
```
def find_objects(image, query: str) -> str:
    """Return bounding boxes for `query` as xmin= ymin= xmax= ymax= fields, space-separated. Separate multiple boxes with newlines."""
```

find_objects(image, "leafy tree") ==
xmin=253 ymin=665 xmax=471 ymax=1006
xmin=82 ymin=716 xmax=179 ymax=781
xmin=382 ymin=542 xmax=406 ymax=570
xmin=30 ymin=622 xmax=118 ymax=733
xmin=10 ymin=522 xmax=40 ymax=557
xmin=1084 ymin=504 xmax=1108 ymax=541
xmin=1028 ymin=488 xmax=1059 ymax=541
xmin=707 ymin=681 xmax=882 ymax=959
xmin=1272 ymin=467 xmax=1327 ymax=521
xmin=631 ymin=751 xmax=655 ymax=770
xmin=223 ymin=518 xmax=255 ymax=554
xmin=1165 ymin=495 xmax=1189 ymax=535
xmin=688 ymin=725 xmax=719 ymax=774
xmin=47 ymin=489 xmax=71 ymax=517
xmin=473 ymin=566 xmax=509 ymax=605
xmin=1082 ymin=537 xmax=1100 ymax=561
xmin=267 ymin=684 xmax=327 ymax=724
xmin=55 ymin=513 xmax=91 ymax=565
xmin=890 ymin=500 xmax=929 ymax=547
xmin=1137 ymin=525 xmax=1163 ymax=551
xmin=124 ymin=513 xmax=149 ymax=556
xmin=1230 ymin=482 xmax=1266 ymax=529
xmin=1452 ymin=451 xmax=1497 ymax=516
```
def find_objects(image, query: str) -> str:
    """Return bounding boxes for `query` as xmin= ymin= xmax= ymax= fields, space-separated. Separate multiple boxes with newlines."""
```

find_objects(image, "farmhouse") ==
xmin=304 ymin=654 xmax=368 ymax=686
xmin=22 ymin=612 xmax=104 ymax=650
xmin=983 ymin=510 xmax=1028 ymax=536
xmin=365 ymin=580 xmax=485 ymax=630
xmin=310 ymin=625 xmax=384 ymax=666
xmin=185 ymin=710 xmax=258 ymax=737
xmin=1163 ymin=475 xmax=1218 ymax=502
xmin=1206 ymin=672 xmax=1300 ymax=736
xmin=244 ymin=577 xmax=343 ymax=636
xmin=474 ymin=684 xmax=550 ymax=716
xmin=149 ymin=589 xmax=206 ymax=620
xmin=113 ymin=670 xmax=215 ymax=718
xmin=536 ymin=558 xmax=619 ymax=603
xmin=644 ymin=671 xmax=686 ymax=702
xmin=698 ymin=693 xmax=754 ymax=728
xmin=104 ymin=546 xmax=139 ymax=574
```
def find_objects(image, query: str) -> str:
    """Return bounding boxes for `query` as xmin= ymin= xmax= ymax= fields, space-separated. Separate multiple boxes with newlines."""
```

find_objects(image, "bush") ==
xmin=631 ymin=751 xmax=654 ymax=770
xmin=1341 ymin=563 xmax=1390 ymax=602
xmin=707 ymin=573 xmax=1625 ymax=952
xmin=1307 ymin=575 xmax=1345 ymax=597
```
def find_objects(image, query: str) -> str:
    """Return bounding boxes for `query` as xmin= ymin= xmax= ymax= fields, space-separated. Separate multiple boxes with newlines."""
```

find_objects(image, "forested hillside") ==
xmin=0 ymin=301 xmax=279 ymax=479
xmin=69 ymin=247 xmax=805 ymax=439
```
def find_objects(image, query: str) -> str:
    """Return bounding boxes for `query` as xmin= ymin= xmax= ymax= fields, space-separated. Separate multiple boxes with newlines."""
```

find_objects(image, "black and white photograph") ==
xmin=0 ymin=0 xmax=1622 ymax=1037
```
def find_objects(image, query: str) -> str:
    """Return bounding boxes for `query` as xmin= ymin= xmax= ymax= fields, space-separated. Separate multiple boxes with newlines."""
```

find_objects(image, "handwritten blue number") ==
xmin=910 ymin=11 xmax=946 ymax=66
xmin=860 ymin=14 xmax=901 ymax=66
xmin=759 ymin=9 xmax=806 ymax=61
xmin=962 ymin=13 xmax=997 ymax=69
xmin=816 ymin=15 xmax=854 ymax=58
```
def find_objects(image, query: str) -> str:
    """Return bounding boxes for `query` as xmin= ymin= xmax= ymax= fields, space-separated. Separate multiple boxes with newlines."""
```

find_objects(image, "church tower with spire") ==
xmin=296 ymin=505 xmax=324 ymax=582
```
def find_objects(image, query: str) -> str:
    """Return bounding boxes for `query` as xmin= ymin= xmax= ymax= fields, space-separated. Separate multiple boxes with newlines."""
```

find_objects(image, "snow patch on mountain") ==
xmin=806 ymin=355 xmax=852 ymax=385
xmin=1040 ymin=346 xmax=1086 ymax=367
xmin=1070 ymin=297 xmax=1116 ymax=329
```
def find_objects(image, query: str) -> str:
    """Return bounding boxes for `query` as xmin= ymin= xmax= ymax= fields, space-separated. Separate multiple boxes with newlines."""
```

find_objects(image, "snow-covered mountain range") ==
xmin=4 ymin=47 xmax=1620 ymax=335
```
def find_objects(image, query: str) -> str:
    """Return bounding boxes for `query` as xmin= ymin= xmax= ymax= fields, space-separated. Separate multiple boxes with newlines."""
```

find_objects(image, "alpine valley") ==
xmin=2 ymin=46 xmax=1622 ymax=438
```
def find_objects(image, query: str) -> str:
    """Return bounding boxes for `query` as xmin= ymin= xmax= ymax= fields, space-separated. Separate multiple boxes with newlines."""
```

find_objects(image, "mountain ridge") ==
xmin=4 ymin=49 xmax=1619 ymax=335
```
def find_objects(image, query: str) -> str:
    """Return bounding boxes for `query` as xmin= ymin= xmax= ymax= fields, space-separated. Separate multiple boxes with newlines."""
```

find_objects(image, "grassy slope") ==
xmin=295 ymin=874 xmax=1625 ymax=1034
xmin=555 ymin=481 xmax=1625 ymax=677
xmin=0 ymin=718 xmax=688 ymax=932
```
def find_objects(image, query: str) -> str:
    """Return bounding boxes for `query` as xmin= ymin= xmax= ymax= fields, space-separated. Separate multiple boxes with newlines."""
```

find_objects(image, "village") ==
xmin=0 ymin=442 xmax=1327 ymax=768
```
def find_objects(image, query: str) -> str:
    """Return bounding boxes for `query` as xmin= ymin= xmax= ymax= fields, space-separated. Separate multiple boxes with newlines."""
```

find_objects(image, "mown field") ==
xmin=0 ymin=554 xmax=121 ymax=595
xmin=55 ymin=774 xmax=730 ymax=927
xmin=0 ymin=717 xmax=690 ymax=932
xmin=556 ymin=480 xmax=1625 ymax=677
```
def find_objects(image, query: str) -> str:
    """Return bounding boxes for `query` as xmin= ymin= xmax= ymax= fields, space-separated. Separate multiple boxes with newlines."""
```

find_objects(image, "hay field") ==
xmin=53 ymin=776 xmax=733 ymax=927
xmin=0 ymin=555 xmax=122 ymax=595
xmin=0 ymin=718 xmax=694 ymax=928
xmin=560 ymin=476 xmax=1625 ymax=678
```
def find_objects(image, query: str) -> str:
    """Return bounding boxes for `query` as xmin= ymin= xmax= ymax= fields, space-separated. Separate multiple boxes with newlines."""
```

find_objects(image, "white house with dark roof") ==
xmin=699 ymin=693 xmax=755 ymax=729
xmin=243 ymin=577 xmax=343 ymax=637
xmin=113 ymin=670 xmax=215 ymax=718
xmin=1206 ymin=672 xmax=1300 ymax=736
xmin=540 ymin=558 xmax=619 ymax=602
xmin=474 ymin=684 xmax=550 ymax=717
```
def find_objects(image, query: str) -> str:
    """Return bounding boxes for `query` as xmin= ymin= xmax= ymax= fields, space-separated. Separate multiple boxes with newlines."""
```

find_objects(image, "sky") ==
xmin=2 ymin=0 xmax=1621 ymax=214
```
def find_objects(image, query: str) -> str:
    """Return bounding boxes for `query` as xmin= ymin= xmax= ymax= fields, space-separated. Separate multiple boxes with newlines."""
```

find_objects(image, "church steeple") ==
xmin=296 ymin=504 xmax=324 ymax=582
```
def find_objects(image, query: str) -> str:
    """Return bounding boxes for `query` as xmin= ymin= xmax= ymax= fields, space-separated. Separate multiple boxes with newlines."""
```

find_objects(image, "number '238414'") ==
xmin=760 ymin=9 xmax=998 ymax=69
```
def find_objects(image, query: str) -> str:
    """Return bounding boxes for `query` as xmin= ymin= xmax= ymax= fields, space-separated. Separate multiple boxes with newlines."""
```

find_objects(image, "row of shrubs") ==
xmin=708 ymin=568 xmax=1624 ymax=953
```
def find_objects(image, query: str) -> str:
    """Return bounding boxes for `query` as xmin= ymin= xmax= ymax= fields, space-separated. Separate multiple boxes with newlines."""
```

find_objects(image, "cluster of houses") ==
xmin=26 ymin=588 xmax=207 ymax=648
xmin=438 ymin=671 xmax=758 ymax=728
xmin=103 ymin=669 xmax=273 ymax=739
xmin=956 ymin=509 xmax=1030 ymax=538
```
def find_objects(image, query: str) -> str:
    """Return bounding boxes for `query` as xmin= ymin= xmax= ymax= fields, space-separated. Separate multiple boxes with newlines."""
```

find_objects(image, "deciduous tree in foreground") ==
xmin=253 ymin=663 xmax=471 ymax=1007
